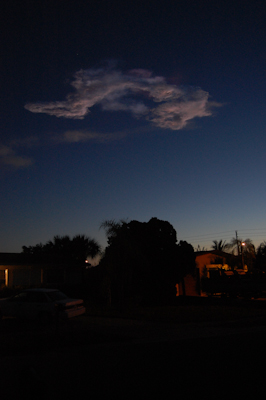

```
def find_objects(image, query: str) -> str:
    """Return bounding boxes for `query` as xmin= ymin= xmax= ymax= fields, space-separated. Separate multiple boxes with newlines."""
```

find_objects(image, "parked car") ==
xmin=0 ymin=288 xmax=86 ymax=322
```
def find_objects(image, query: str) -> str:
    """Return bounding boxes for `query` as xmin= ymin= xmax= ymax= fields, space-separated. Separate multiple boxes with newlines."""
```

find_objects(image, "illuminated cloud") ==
xmin=0 ymin=145 xmax=33 ymax=168
xmin=59 ymin=130 xmax=127 ymax=143
xmin=149 ymin=89 xmax=213 ymax=130
xmin=25 ymin=66 xmax=219 ymax=130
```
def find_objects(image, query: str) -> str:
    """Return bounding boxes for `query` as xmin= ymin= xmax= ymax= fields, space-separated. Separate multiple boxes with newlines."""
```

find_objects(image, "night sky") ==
xmin=2 ymin=0 xmax=266 ymax=254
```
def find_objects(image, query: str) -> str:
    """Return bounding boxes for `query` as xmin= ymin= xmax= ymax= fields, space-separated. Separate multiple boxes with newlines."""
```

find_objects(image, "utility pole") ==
xmin=235 ymin=230 xmax=240 ymax=256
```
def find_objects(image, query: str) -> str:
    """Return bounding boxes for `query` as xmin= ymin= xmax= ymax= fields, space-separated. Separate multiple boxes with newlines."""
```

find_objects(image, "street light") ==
xmin=241 ymin=242 xmax=245 ymax=270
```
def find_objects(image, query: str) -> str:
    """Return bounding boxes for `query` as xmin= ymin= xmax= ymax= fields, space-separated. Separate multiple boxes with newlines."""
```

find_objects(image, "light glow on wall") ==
xmin=5 ymin=269 xmax=8 ymax=287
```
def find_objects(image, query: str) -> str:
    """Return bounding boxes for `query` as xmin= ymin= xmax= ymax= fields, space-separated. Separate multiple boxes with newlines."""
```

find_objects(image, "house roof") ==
xmin=195 ymin=251 xmax=239 ymax=265
xmin=195 ymin=250 xmax=237 ymax=259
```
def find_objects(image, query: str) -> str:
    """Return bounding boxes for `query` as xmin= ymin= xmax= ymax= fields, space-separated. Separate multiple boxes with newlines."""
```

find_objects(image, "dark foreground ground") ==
xmin=1 ymin=300 xmax=266 ymax=399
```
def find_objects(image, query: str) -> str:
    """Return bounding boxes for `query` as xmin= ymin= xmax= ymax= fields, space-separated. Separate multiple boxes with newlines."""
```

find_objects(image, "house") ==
xmin=0 ymin=253 xmax=83 ymax=288
xmin=0 ymin=253 xmax=40 ymax=287
xmin=195 ymin=250 xmax=240 ymax=278
xmin=177 ymin=250 xmax=240 ymax=296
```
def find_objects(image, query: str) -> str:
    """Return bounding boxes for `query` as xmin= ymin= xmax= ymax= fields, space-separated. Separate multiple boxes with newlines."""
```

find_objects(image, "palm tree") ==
xmin=22 ymin=235 xmax=101 ymax=267
xmin=195 ymin=245 xmax=207 ymax=252
xmin=211 ymin=240 xmax=230 ymax=252
xmin=228 ymin=237 xmax=255 ymax=270
xmin=71 ymin=234 xmax=101 ymax=260
xmin=100 ymin=219 xmax=128 ymax=244
xmin=228 ymin=237 xmax=254 ymax=256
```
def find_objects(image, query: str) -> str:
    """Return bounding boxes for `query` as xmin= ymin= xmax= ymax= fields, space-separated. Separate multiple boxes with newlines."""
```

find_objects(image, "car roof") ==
xmin=23 ymin=288 xmax=59 ymax=293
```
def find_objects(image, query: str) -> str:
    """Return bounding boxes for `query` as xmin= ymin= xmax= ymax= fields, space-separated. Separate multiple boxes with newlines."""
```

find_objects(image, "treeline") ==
xmin=22 ymin=218 xmax=195 ymax=306
xmin=22 ymin=234 xmax=100 ymax=267
xmin=21 ymin=218 xmax=266 ymax=306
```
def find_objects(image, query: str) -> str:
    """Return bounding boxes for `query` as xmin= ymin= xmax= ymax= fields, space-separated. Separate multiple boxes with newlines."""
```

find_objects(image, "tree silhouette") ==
xmin=195 ymin=245 xmax=207 ymax=252
xmin=211 ymin=240 xmax=230 ymax=251
xmin=227 ymin=237 xmax=255 ymax=270
xmin=22 ymin=234 xmax=101 ymax=267
xmin=228 ymin=237 xmax=254 ymax=255
xmin=256 ymin=241 xmax=266 ymax=271
xmin=100 ymin=217 xmax=195 ymax=305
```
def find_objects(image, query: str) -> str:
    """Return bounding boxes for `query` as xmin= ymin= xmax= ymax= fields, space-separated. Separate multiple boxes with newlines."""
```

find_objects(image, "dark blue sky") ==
xmin=1 ymin=0 xmax=266 ymax=254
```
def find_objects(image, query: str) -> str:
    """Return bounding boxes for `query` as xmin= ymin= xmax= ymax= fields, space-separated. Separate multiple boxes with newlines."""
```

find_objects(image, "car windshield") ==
xmin=46 ymin=291 xmax=68 ymax=301
xmin=10 ymin=292 xmax=28 ymax=302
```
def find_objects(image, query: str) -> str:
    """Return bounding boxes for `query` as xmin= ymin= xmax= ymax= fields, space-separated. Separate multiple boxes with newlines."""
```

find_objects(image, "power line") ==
xmin=180 ymin=228 xmax=266 ymax=248
xmin=182 ymin=228 xmax=266 ymax=241
xmin=181 ymin=230 xmax=235 ymax=240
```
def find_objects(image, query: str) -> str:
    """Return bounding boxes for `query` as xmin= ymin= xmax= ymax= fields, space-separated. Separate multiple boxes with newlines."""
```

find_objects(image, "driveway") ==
xmin=1 ymin=315 xmax=266 ymax=399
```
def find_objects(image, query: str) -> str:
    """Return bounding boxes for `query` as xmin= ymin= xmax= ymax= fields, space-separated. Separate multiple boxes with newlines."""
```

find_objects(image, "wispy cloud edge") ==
xmin=0 ymin=145 xmax=33 ymax=168
xmin=25 ymin=66 xmax=221 ymax=130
